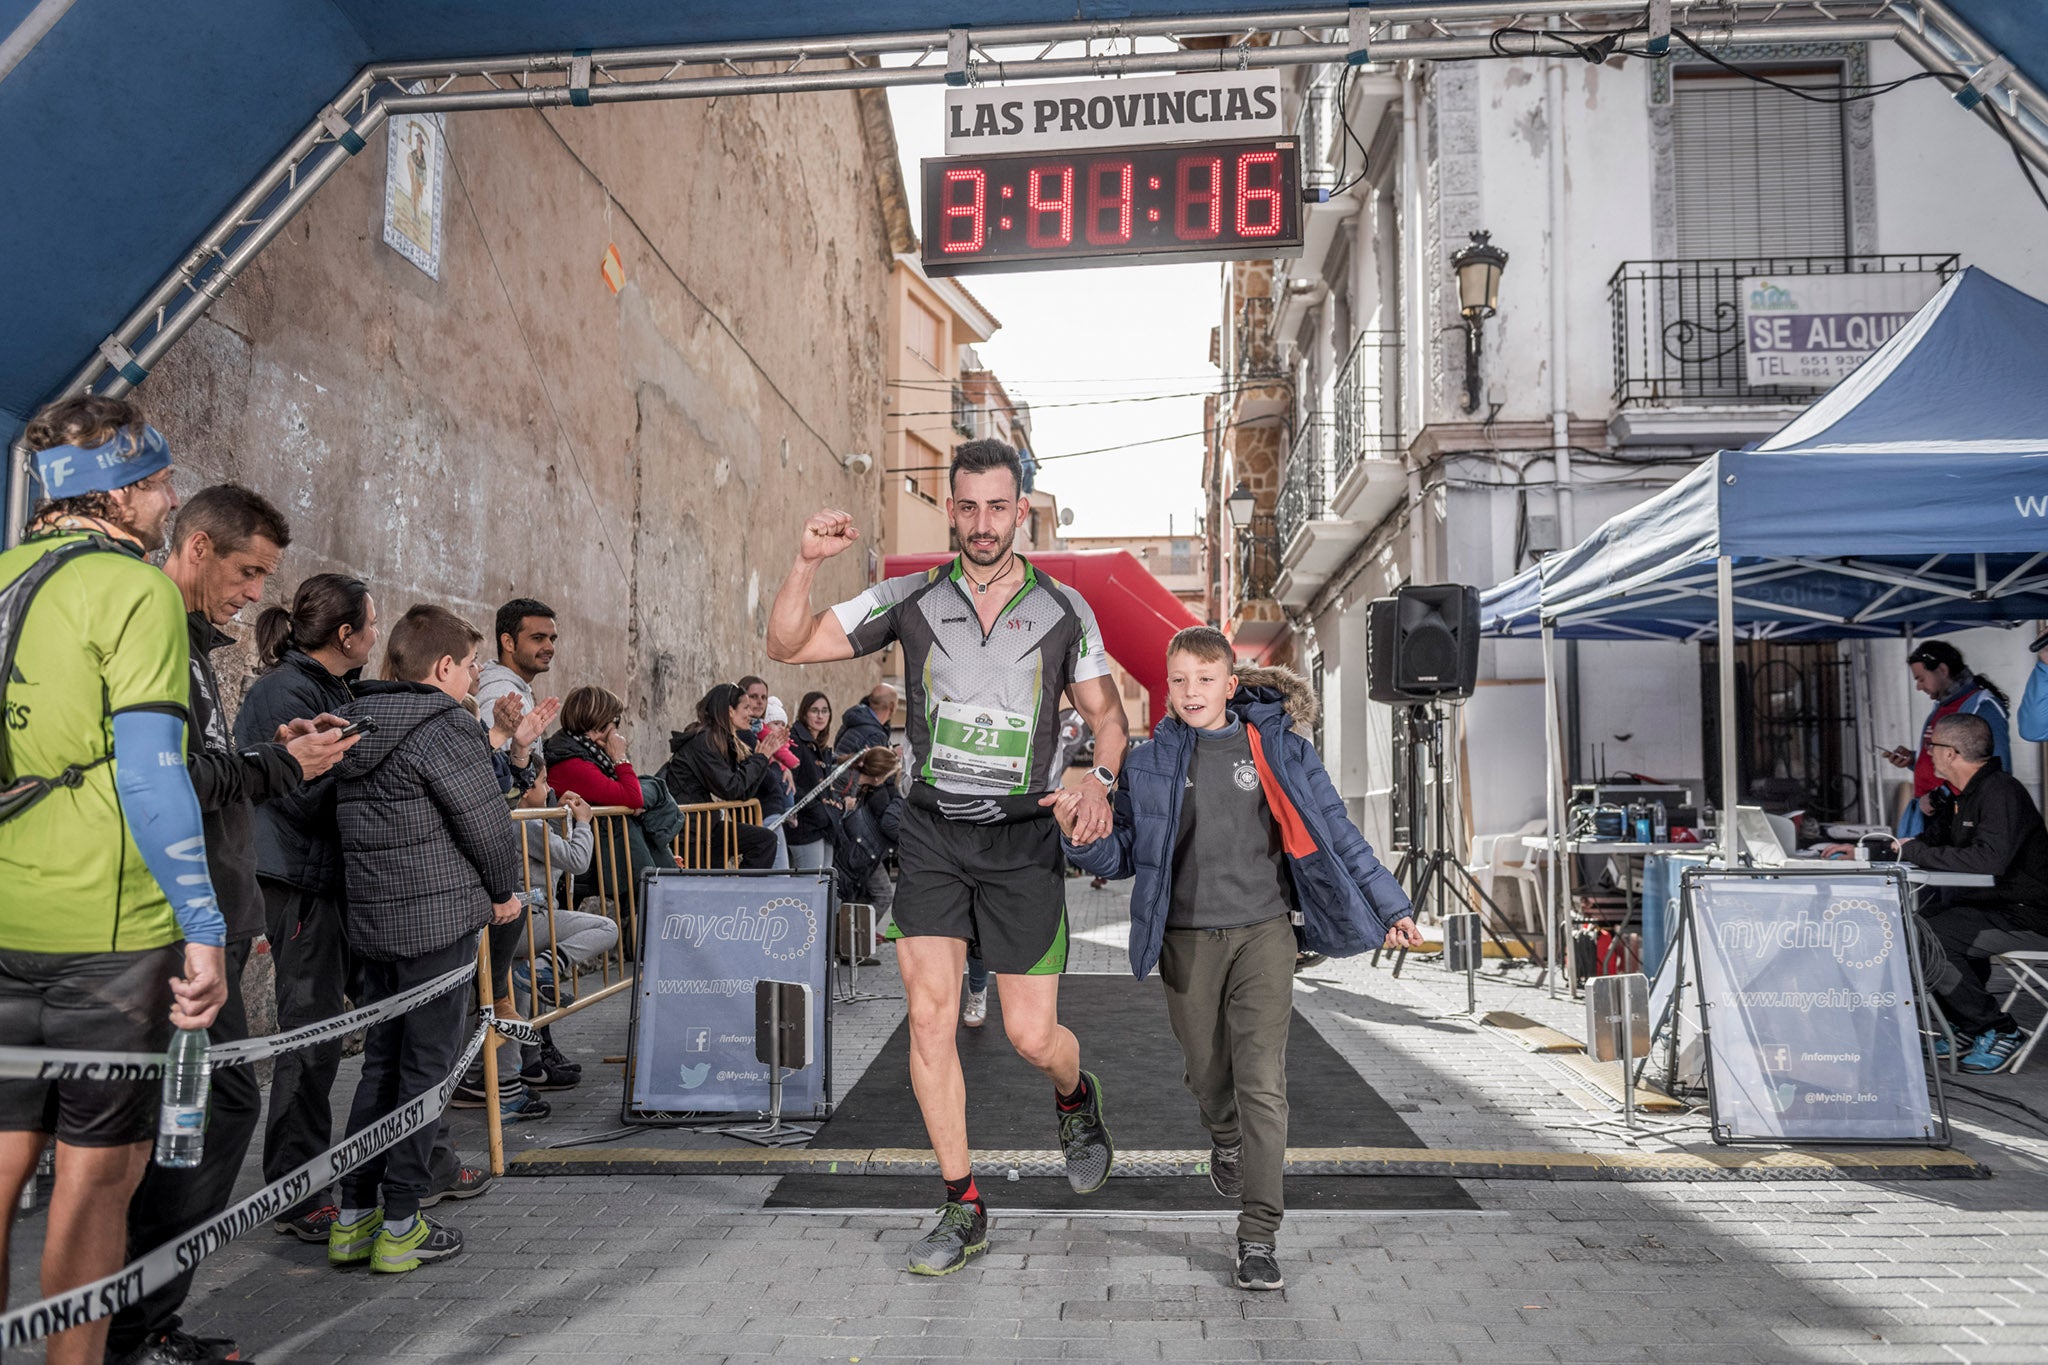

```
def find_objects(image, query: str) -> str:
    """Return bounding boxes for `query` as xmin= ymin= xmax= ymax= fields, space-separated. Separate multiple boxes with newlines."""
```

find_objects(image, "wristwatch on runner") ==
xmin=1087 ymin=765 xmax=1116 ymax=790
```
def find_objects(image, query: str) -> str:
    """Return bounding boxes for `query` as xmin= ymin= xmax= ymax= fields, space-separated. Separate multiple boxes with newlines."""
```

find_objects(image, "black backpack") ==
xmin=0 ymin=535 xmax=122 ymax=823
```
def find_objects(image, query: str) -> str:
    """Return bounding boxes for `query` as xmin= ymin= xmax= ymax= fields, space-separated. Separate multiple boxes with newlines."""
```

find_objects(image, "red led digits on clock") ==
xmin=1085 ymin=160 xmax=1134 ymax=246
xmin=1025 ymin=164 xmax=1075 ymax=249
xmin=940 ymin=168 xmax=986 ymax=253
xmin=1235 ymin=151 xmax=1282 ymax=239
xmin=1175 ymin=155 xmax=1223 ymax=241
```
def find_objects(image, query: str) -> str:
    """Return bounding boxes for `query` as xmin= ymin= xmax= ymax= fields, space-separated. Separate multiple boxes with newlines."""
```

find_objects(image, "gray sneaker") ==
xmin=906 ymin=1200 xmax=989 ymax=1276
xmin=1234 ymin=1239 xmax=1283 ymax=1291
xmin=1209 ymin=1142 xmax=1243 ymax=1199
xmin=1057 ymin=1070 xmax=1114 ymax=1194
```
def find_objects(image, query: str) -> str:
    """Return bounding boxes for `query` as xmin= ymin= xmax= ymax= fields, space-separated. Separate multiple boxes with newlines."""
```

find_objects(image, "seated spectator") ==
xmin=836 ymin=683 xmax=897 ymax=757
xmin=1899 ymin=713 xmax=2048 ymax=1074
xmin=758 ymin=693 xmax=801 ymax=867
xmin=541 ymin=685 xmax=680 ymax=881
xmin=836 ymin=746 xmax=905 ymax=915
xmin=661 ymin=683 xmax=779 ymax=869
xmin=786 ymin=690 xmax=839 ymax=872
xmin=509 ymin=786 xmax=619 ymax=1091
xmin=738 ymin=673 xmax=791 ymax=799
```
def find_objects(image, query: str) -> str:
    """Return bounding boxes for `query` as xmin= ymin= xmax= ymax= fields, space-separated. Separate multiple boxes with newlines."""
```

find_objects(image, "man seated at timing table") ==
xmin=1820 ymin=713 xmax=2048 ymax=1075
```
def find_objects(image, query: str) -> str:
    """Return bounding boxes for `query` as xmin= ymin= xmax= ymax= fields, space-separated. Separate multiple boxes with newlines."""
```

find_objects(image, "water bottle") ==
xmin=155 ymin=1028 xmax=210 ymax=1168
xmin=1631 ymin=802 xmax=1651 ymax=845
xmin=1652 ymin=801 xmax=1669 ymax=844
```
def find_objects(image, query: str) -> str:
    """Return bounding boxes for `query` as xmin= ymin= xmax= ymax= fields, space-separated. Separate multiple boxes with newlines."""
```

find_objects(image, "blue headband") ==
xmin=34 ymin=424 xmax=171 ymax=500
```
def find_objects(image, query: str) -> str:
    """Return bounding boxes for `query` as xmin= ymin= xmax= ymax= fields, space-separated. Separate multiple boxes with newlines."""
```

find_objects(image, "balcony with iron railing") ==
xmin=1608 ymin=254 xmax=1959 ymax=408
xmin=1232 ymin=296 xmax=1284 ymax=385
xmin=1329 ymin=330 xmax=1405 ymax=530
xmin=1231 ymin=511 xmax=1281 ymax=615
xmin=1275 ymin=417 xmax=1330 ymax=553
xmin=1296 ymin=77 xmax=1341 ymax=192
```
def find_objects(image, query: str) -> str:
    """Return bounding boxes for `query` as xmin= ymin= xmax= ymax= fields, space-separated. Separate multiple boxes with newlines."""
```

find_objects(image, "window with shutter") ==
xmin=1671 ymin=69 xmax=1847 ymax=259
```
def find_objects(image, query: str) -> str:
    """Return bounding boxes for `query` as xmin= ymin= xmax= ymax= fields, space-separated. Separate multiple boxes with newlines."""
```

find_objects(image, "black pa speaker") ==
xmin=1367 ymin=584 xmax=1479 ymax=703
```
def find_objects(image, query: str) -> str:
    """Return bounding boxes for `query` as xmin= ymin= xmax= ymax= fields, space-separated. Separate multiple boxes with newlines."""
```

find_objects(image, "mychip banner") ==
xmin=1686 ymin=868 xmax=1944 ymax=1144
xmin=630 ymin=871 xmax=833 ymax=1118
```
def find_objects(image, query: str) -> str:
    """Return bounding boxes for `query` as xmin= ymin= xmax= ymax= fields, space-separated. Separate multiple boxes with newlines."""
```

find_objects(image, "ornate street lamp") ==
xmin=1225 ymin=480 xmax=1257 ymax=531
xmin=1450 ymin=230 xmax=1508 ymax=413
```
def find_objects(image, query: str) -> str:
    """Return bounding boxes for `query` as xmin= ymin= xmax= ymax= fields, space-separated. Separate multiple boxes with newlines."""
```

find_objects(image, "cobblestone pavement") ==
xmin=11 ymin=878 xmax=2048 ymax=1364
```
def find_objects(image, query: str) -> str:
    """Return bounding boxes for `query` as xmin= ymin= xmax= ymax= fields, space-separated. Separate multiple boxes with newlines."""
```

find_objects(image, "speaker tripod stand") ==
xmin=1373 ymin=702 xmax=1540 ymax=983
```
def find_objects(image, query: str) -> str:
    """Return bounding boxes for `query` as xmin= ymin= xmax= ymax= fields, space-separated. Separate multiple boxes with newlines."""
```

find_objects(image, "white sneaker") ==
xmin=961 ymin=987 xmax=989 ymax=1028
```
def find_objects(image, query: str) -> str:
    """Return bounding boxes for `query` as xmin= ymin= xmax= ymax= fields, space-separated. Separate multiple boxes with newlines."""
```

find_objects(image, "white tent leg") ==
xmin=1718 ymin=556 xmax=1743 ymax=865
xmin=1542 ymin=621 xmax=1563 ymax=997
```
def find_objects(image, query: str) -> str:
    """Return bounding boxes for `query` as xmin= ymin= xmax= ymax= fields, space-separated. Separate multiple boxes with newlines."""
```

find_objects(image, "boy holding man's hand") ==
xmin=1054 ymin=627 xmax=1420 ymax=1291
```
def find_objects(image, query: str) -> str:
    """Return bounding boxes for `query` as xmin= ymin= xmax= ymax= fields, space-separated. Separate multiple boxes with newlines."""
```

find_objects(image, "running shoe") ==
xmin=372 ymin=1214 xmax=464 ymax=1274
xmin=1931 ymin=1033 xmax=1952 ymax=1060
xmin=448 ymin=1079 xmax=490 ymax=1108
xmin=1209 ymin=1141 xmax=1243 ymax=1199
xmin=518 ymin=1056 xmax=582 ymax=1091
xmin=1960 ymin=1028 xmax=2025 ymax=1074
xmin=1058 ymin=1070 xmax=1114 ymax=1194
xmin=1234 ymin=1240 xmax=1284 ymax=1291
xmin=274 ymin=1204 xmax=338 ymax=1242
xmin=1294 ymin=952 xmax=1328 ymax=974
xmin=961 ymin=987 xmax=989 ymax=1029
xmin=539 ymin=1034 xmax=583 ymax=1080
xmin=421 ymin=1164 xmax=493 ymax=1208
xmin=905 ymin=1200 xmax=989 ymax=1276
xmin=327 ymin=1207 xmax=381 ymax=1267
xmin=499 ymin=1087 xmax=552 ymax=1122
xmin=110 ymin=1323 xmax=244 ymax=1363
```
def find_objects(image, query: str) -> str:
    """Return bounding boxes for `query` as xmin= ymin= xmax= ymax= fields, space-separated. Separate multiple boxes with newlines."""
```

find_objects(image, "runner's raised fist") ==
xmin=801 ymin=508 xmax=861 ymax=562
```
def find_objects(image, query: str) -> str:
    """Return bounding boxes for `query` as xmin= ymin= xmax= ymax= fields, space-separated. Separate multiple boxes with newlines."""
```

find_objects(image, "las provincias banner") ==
xmin=944 ymin=70 xmax=1284 ymax=156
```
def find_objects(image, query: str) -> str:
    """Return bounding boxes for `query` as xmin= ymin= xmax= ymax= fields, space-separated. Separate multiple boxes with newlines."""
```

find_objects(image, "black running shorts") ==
xmin=888 ymin=803 xmax=1069 ymax=975
xmin=0 ymin=944 xmax=180 ymax=1146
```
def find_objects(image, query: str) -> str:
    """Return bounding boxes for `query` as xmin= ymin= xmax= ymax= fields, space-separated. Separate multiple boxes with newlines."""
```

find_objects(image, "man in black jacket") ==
xmin=1899 ymin=712 xmax=2048 ymax=1075
xmin=834 ymin=684 xmax=896 ymax=757
xmin=109 ymin=486 xmax=357 ymax=1365
xmin=329 ymin=604 xmax=522 ymax=1274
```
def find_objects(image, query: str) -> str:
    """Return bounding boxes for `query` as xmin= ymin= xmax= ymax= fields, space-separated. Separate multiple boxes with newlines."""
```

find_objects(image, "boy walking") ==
xmin=328 ymin=605 xmax=523 ymax=1273
xmin=1057 ymin=627 xmax=1421 ymax=1291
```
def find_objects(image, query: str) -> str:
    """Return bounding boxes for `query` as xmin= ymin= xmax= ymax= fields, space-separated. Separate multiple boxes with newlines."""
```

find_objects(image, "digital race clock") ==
xmin=920 ymin=138 xmax=1303 ymax=277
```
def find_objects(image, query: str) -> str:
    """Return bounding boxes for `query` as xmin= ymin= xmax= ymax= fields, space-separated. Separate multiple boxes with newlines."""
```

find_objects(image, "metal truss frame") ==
xmin=8 ymin=0 xmax=2048 ymax=537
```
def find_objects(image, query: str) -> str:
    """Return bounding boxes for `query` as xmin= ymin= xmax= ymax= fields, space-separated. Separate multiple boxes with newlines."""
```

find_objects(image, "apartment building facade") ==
xmin=1210 ymin=37 xmax=2048 ymax=852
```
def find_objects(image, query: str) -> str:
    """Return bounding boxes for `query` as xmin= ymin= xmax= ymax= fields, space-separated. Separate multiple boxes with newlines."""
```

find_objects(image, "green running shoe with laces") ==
xmin=372 ymin=1214 xmax=465 ymax=1274
xmin=905 ymin=1200 xmax=989 ymax=1276
xmin=327 ymin=1207 xmax=381 ymax=1267
xmin=1058 ymin=1070 xmax=1114 ymax=1194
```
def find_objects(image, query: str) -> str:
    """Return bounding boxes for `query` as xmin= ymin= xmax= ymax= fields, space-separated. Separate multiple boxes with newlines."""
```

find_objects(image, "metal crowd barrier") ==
xmin=475 ymin=797 xmax=766 ymax=1173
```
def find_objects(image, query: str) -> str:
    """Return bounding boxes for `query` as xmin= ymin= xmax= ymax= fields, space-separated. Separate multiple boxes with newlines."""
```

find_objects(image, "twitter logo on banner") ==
xmin=678 ymin=1063 xmax=710 ymax=1090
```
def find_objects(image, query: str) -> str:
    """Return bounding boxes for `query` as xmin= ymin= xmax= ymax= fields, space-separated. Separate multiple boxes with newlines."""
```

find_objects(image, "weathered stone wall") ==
xmin=150 ymin=88 xmax=894 ymax=748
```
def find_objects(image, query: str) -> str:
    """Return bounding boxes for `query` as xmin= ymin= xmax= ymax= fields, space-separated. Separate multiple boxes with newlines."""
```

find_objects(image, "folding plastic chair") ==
xmin=1993 ymin=950 xmax=2048 ymax=1074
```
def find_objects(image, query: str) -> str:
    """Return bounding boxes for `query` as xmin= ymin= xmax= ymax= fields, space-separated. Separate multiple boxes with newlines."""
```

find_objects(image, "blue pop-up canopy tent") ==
xmin=1478 ymin=265 xmax=2048 ymax=976
xmin=1485 ymin=266 xmax=2048 ymax=644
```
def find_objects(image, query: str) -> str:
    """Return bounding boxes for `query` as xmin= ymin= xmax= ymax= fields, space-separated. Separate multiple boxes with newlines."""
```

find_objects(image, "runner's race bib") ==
xmin=930 ymin=699 xmax=1032 ymax=790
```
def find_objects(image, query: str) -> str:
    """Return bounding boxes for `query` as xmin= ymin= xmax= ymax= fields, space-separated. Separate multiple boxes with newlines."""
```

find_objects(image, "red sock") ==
xmin=1056 ymin=1074 xmax=1091 ymax=1112
xmin=944 ymin=1173 xmax=983 ymax=1211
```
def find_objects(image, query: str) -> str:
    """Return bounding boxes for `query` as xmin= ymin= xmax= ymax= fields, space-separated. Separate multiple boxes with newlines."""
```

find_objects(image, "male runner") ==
xmin=767 ymin=438 xmax=1128 ymax=1276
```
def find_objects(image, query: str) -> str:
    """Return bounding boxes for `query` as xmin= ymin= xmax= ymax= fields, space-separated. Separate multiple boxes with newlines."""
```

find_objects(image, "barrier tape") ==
xmin=0 ymin=1020 xmax=490 ymax=1347
xmin=0 ymin=962 xmax=479 ymax=1081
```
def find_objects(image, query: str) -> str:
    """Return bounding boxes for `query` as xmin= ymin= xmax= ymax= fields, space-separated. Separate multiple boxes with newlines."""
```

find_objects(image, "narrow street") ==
xmin=10 ymin=879 xmax=2036 ymax=1365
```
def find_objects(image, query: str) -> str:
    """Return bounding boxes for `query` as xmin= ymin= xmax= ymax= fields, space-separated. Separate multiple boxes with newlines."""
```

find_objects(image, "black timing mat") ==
xmin=766 ymin=973 xmax=1477 ymax=1211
